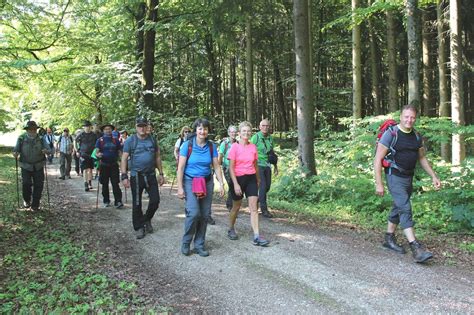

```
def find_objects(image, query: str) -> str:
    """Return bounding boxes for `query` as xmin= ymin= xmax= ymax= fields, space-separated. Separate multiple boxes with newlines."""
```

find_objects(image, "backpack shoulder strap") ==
xmin=187 ymin=138 xmax=193 ymax=159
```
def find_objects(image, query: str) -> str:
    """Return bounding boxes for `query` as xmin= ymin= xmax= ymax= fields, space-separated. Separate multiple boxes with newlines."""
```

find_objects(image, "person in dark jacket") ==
xmin=13 ymin=121 xmax=51 ymax=211
xmin=75 ymin=120 xmax=98 ymax=191
xmin=95 ymin=123 xmax=123 ymax=208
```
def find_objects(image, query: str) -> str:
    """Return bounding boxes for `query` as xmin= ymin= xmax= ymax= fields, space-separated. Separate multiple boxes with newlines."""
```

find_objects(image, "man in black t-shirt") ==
xmin=374 ymin=105 xmax=441 ymax=263
xmin=75 ymin=120 xmax=98 ymax=192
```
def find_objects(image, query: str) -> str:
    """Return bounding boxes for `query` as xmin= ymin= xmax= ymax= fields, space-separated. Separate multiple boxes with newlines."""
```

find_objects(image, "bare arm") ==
xmin=120 ymin=151 xmax=130 ymax=188
xmin=155 ymin=148 xmax=164 ymax=185
xmin=212 ymin=157 xmax=225 ymax=197
xmin=418 ymin=148 xmax=441 ymax=190
xmin=176 ymin=155 xmax=187 ymax=199
xmin=374 ymin=144 xmax=389 ymax=196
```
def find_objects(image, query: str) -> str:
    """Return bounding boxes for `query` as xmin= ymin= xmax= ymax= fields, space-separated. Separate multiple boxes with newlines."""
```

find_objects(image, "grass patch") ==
xmin=0 ymin=146 xmax=168 ymax=313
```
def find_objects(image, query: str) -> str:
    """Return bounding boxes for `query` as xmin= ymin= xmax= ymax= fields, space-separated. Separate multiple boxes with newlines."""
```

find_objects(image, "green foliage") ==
xmin=270 ymin=115 xmax=474 ymax=233
xmin=0 ymin=146 xmax=166 ymax=313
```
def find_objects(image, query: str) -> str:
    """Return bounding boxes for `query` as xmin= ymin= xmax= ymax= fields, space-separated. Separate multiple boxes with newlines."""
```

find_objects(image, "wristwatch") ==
xmin=121 ymin=173 xmax=129 ymax=180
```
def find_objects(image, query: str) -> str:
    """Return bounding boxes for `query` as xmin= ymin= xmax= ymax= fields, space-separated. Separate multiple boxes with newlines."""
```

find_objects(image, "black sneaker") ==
xmin=382 ymin=233 xmax=406 ymax=254
xmin=136 ymin=227 xmax=145 ymax=239
xmin=207 ymin=216 xmax=216 ymax=225
xmin=22 ymin=201 xmax=31 ymax=209
xmin=67 ymin=175 xmax=72 ymax=179
xmin=84 ymin=182 xmax=89 ymax=192
xmin=410 ymin=240 xmax=433 ymax=263
xmin=145 ymin=220 xmax=154 ymax=234
xmin=59 ymin=176 xmax=65 ymax=180
xmin=181 ymin=243 xmax=191 ymax=256
xmin=261 ymin=210 xmax=273 ymax=218
xmin=103 ymin=202 xmax=111 ymax=208
xmin=194 ymin=248 xmax=209 ymax=257
xmin=227 ymin=229 xmax=238 ymax=240
xmin=253 ymin=236 xmax=270 ymax=247
xmin=115 ymin=201 xmax=124 ymax=209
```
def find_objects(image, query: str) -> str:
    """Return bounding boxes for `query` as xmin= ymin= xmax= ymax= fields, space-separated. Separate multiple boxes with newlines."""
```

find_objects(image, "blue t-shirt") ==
xmin=180 ymin=138 xmax=218 ymax=178
xmin=123 ymin=135 xmax=158 ymax=176
xmin=95 ymin=135 xmax=122 ymax=165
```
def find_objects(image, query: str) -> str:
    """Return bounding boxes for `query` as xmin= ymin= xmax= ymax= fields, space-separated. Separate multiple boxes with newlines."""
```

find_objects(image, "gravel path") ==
xmin=47 ymin=164 xmax=473 ymax=313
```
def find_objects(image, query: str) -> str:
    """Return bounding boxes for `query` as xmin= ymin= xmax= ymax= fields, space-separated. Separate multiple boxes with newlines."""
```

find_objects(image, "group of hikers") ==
xmin=13 ymin=104 xmax=441 ymax=263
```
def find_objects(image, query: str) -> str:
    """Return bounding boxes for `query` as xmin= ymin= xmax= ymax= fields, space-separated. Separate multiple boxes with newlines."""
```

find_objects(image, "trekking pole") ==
xmin=169 ymin=175 xmax=175 ymax=195
xmin=96 ymin=165 xmax=100 ymax=211
xmin=15 ymin=156 xmax=20 ymax=208
xmin=44 ymin=162 xmax=51 ymax=210
xmin=124 ymin=186 xmax=128 ymax=203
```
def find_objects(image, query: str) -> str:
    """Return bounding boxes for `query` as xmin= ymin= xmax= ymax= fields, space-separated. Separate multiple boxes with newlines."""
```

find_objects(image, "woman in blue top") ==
xmin=177 ymin=118 xmax=224 ymax=257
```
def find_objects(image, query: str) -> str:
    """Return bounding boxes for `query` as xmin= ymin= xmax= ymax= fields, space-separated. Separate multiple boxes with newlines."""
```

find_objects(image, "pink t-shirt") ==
xmin=227 ymin=142 xmax=258 ymax=176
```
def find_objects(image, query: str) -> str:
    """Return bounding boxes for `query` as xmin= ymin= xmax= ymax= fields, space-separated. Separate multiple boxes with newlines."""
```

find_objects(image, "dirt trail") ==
xmin=46 ymin=163 xmax=473 ymax=313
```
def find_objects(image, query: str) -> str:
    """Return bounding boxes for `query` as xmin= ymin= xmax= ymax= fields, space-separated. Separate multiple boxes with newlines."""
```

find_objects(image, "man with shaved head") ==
xmin=250 ymin=119 xmax=278 ymax=218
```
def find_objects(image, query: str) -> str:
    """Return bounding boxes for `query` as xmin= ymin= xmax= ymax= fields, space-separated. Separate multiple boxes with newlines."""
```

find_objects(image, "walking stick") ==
xmin=124 ymin=186 xmax=127 ymax=203
xmin=169 ymin=175 xmax=175 ymax=195
xmin=96 ymin=165 xmax=100 ymax=211
xmin=44 ymin=162 xmax=51 ymax=210
xmin=15 ymin=156 xmax=20 ymax=208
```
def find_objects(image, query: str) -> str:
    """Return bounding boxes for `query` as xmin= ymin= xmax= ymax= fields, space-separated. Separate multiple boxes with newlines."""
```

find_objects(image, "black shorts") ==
xmin=229 ymin=174 xmax=258 ymax=201
xmin=80 ymin=156 xmax=94 ymax=170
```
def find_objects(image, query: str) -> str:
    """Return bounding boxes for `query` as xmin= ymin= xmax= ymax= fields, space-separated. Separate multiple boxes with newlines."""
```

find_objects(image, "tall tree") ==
xmin=437 ymin=0 xmax=450 ymax=161
xmin=245 ymin=16 xmax=255 ymax=125
xmin=422 ymin=7 xmax=435 ymax=116
xmin=352 ymin=0 xmax=362 ymax=119
xmin=294 ymin=0 xmax=316 ymax=176
xmin=141 ymin=0 xmax=158 ymax=113
xmin=406 ymin=0 xmax=420 ymax=107
xmin=449 ymin=0 xmax=465 ymax=166
xmin=368 ymin=0 xmax=382 ymax=115
xmin=386 ymin=8 xmax=399 ymax=112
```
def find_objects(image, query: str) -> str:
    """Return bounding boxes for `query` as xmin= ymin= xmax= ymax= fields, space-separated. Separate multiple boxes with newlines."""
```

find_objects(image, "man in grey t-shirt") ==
xmin=121 ymin=117 xmax=165 ymax=239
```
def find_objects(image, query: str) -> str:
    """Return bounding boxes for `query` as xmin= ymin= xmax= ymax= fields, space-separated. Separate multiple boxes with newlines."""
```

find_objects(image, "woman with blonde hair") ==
xmin=174 ymin=126 xmax=191 ymax=161
xmin=227 ymin=121 xmax=269 ymax=246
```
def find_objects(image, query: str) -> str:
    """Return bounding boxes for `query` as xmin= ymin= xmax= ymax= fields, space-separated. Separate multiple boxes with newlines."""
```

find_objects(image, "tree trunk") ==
xmin=245 ymin=17 xmax=254 ymax=125
xmin=406 ymin=0 xmax=420 ymax=107
xmin=368 ymin=0 xmax=382 ymax=115
xmin=273 ymin=59 xmax=288 ymax=130
xmin=449 ymin=0 xmax=465 ymax=167
xmin=352 ymin=0 xmax=362 ymax=119
xmin=230 ymin=56 xmax=237 ymax=122
xmin=387 ymin=9 xmax=399 ymax=112
xmin=437 ymin=0 xmax=450 ymax=161
xmin=422 ymin=7 xmax=436 ymax=116
xmin=294 ymin=0 xmax=316 ymax=176
xmin=204 ymin=33 xmax=221 ymax=117
xmin=141 ymin=0 xmax=158 ymax=112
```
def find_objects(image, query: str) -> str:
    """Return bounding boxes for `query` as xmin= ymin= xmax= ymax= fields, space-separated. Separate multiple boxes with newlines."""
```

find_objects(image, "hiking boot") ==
xmin=31 ymin=205 xmax=40 ymax=211
xmin=67 ymin=175 xmax=72 ymax=179
xmin=181 ymin=243 xmax=191 ymax=256
xmin=253 ymin=236 xmax=270 ymax=247
xmin=145 ymin=220 xmax=154 ymax=234
xmin=207 ymin=216 xmax=216 ymax=225
xmin=103 ymin=202 xmax=111 ymax=208
xmin=409 ymin=240 xmax=433 ymax=263
xmin=88 ymin=181 xmax=93 ymax=190
xmin=227 ymin=229 xmax=238 ymax=240
xmin=84 ymin=182 xmax=89 ymax=192
xmin=115 ymin=201 xmax=124 ymax=209
xmin=382 ymin=233 xmax=406 ymax=254
xmin=261 ymin=209 xmax=273 ymax=218
xmin=194 ymin=248 xmax=209 ymax=257
xmin=22 ymin=201 xmax=30 ymax=209
xmin=135 ymin=227 xmax=145 ymax=239
xmin=59 ymin=176 xmax=65 ymax=180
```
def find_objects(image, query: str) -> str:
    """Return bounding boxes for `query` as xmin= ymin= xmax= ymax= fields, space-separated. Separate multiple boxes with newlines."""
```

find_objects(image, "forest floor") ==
xmin=14 ymin=162 xmax=474 ymax=313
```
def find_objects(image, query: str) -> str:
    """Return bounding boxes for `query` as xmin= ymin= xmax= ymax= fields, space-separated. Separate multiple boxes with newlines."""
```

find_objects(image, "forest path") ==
xmin=47 ymin=163 xmax=473 ymax=313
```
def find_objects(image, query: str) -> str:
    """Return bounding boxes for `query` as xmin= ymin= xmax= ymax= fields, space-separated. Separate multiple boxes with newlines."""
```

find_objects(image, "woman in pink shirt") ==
xmin=227 ymin=121 xmax=269 ymax=246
